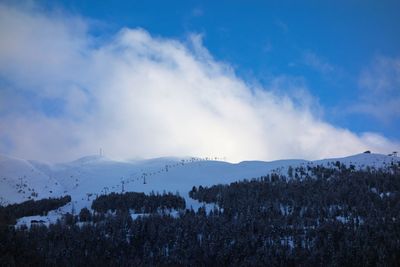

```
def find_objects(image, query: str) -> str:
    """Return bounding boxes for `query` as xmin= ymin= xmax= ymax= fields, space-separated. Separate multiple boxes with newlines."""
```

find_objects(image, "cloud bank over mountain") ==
xmin=0 ymin=3 xmax=398 ymax=162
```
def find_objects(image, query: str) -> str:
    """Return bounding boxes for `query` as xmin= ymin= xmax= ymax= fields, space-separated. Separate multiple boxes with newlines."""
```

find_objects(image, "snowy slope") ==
xmin=313 ymin=153 xmax=398 ymax=168
xmin=0 ymin=154 xmax=63 ymax=205
xmin=1 ymin=153 xmax=399 ymax=215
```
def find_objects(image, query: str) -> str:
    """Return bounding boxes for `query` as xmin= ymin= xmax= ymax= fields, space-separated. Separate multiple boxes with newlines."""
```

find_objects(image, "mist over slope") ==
xmin=1 ymin=152 xmax=398 ymax=209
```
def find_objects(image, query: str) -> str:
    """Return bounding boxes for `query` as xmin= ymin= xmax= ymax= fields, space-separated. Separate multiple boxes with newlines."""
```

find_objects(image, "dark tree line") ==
xmin=0 ymin=195 xmax=71 ymax=226
xmin=1 ymin=164 xmax=400 ymax=266
xmin=189 ymin=164 xmax=400 ymax=266
xmin=91 ymin=191 xmax=186 ymax=213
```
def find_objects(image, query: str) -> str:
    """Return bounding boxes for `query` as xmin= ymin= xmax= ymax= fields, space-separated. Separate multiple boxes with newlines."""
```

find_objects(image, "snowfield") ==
xmin=0 ymin=152 xmax=399 ymax=224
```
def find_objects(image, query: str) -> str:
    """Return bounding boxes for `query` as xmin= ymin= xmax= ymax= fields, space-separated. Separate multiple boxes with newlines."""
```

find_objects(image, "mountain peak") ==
xmin=69 ymin=155 xmax=109 ymax=165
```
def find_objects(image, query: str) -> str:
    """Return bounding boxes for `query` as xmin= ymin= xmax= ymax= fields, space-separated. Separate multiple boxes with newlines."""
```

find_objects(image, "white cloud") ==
xmin=0 ymin=3 xmax=399 ymax=162
xmin=303 ymin=51 xmax=335 ymax=74
xmin=352 ymin=56 xmax=400 ymax=122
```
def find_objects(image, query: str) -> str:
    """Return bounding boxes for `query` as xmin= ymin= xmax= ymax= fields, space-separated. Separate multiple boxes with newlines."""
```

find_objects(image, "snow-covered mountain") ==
xmin=0 ymin=154 xmax=63 ymax=205
xmin=1 ymin=152 xmax=399 ymax=221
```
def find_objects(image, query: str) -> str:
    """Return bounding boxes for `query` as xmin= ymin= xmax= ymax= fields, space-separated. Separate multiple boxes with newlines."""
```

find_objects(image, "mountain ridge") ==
xmin=1 ymin=152 xmax=399 ymax=211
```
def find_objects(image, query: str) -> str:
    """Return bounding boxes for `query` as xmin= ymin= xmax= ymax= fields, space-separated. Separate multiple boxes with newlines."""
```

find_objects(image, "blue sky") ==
xmin=0 ymin=1 xmax=399 ymax=161
xmin=42 ymin=0 xmax=400 ymax=138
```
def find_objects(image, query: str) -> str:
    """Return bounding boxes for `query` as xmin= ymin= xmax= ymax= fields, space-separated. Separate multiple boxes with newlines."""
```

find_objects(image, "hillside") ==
xmin=1 ymin=153 xmax=399 ymax=266
xmin=1 ymin=153 xmax=398 ymax=205
xmin=1 ymin=152 xmax=399 ymax=223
